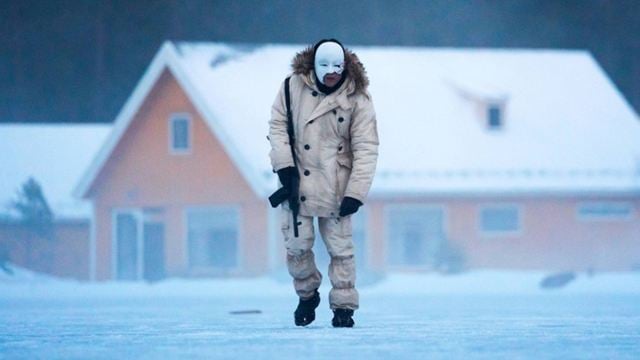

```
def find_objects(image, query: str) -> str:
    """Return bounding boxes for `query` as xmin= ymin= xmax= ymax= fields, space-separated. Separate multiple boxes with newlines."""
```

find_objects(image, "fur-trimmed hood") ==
xmin=291 ymin=45 xmax=370 ymax=94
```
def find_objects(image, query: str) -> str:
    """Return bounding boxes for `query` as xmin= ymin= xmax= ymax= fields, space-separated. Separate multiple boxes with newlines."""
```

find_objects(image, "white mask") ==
xmin=314 ymin=42 xmax=345 ymax=85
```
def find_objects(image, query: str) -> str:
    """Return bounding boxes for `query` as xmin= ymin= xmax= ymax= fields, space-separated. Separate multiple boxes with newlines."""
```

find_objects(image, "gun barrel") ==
xmin=290 ymin=175 xmax=300 ymax=238
xmin=292 ymin=213 xmax=299 ymax=237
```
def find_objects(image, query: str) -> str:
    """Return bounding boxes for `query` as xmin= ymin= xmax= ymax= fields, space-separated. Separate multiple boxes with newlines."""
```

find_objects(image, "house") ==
xmin=0 ymin=124 xmax=111 ymax=280
xmin=3 ymin=41 xmax=640 ymax=281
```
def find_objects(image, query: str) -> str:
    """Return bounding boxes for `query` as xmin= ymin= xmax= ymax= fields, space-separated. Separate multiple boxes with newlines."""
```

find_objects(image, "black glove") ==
xmin=277 ymin=167 xmax=297 ymax=190
xmin=339 ymin=196 xmax=363 ymax=217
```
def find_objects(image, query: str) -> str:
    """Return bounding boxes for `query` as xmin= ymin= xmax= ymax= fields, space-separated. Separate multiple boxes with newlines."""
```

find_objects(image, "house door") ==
xmin=143 ymin=221 xmax=165 ymax=282
xmin=115 ymin=212 xmax=139 ymax=280
xmin=114 ymin=208 xmax=166 ymax=281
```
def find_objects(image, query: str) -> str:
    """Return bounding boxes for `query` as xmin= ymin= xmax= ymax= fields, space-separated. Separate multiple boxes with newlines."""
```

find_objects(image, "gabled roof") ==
xmin=73 ymin=42 xmax=273 ymax=199
xmin=75 ymin=41 xmax=640 ymax=198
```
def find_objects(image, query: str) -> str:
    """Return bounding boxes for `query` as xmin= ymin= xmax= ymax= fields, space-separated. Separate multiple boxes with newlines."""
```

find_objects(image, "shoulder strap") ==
xmin=284 ymin=77 xmax=294 ymax=144
xmin=284 ymin=77 xmax=297 ymax=168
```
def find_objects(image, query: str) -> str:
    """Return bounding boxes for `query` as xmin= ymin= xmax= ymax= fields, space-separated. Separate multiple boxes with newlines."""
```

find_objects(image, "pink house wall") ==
xmin=365 ymin=196 xmax=640 ymax=272
xmin=87 ymin=69 xmax=268 ymax=280
xmin=0 ymin=220 xmax=90 ymax=280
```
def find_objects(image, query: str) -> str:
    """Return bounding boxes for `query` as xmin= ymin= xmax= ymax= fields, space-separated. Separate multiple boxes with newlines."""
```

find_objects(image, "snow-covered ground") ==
xmin=1 ymin=265 xmax=639 ymax=359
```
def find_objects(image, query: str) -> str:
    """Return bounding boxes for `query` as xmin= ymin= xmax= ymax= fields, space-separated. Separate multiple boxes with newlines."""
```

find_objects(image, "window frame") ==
xmin=477 ymin=203 xmax=523 ymax=238
xmin=576 ymin=201 xmax=636 ymax=222
xmin=168 ymin=112 xmax=193 ymax=155
xmin=111 ymin=208 xmax=167 ymax=281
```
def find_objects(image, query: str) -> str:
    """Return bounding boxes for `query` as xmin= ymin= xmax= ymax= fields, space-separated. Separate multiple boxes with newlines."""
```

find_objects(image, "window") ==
xmin=169 ymin=114 xmax=191 ymax=153
xmin=386 ymin=206 xmax=445 ymax=267
xmin=187 ymin=207 xmax=239 ymax=270
xmin=487 ymin=104 xmax=502 ymax=129
xmin=479 ymin=205 xmax=521 ymax=235
xmin=577 ymin=202 xmax=635 ymax=221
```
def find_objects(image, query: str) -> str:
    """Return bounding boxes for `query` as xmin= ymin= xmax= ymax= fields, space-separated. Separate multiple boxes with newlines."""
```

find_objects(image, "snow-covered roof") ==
xmin=0 ymin=124 xmax=111 ymax=219
xmin=75 ymin=41 xmax=640 ymax=199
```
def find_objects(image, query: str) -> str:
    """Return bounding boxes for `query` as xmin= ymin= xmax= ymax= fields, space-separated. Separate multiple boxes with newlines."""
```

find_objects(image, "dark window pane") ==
xmin=488 ymin=105 xmax=501 ymax=128
xmin=481 ymin=207 xmax=519 ymax=232
xmin=187 ymin=208 xmax=238 ymax=270
xmin=578 ymin=203 xmax=632 ymax=219
xmin=143 ymin=222 xmax=165 ymax=282
xmin=172 ymin=118 xmax=189 ymax=150
xmin=207 ymin=228 xmax=237 ymax=268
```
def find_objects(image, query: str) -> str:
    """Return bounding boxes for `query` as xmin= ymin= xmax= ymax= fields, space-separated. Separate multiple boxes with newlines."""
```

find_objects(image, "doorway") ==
xmin=113 ymin=208 xmax=166 ymax=281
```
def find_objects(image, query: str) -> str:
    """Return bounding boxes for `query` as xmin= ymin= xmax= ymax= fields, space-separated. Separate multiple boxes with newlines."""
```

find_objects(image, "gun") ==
xmin=268 ymin=175 xmax=299 ymax=238
xmin=268 ymin=186 xmax=290 ymax=208
xmin=268 ymin=76 xmax=300 ymax=237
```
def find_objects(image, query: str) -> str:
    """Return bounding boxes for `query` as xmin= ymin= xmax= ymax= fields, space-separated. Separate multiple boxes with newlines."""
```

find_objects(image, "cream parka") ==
xmin=268 ymin=46 xmax=379 ymax=217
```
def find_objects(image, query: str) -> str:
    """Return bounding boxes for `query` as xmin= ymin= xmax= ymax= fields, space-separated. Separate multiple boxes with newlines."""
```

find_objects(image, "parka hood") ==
xmin=291 ymin=45 xmax=370 ymax=94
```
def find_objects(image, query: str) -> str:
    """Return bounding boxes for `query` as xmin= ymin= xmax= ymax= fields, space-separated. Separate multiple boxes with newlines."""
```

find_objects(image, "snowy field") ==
xmin=1 ymin=266 xmax=640 ymax=359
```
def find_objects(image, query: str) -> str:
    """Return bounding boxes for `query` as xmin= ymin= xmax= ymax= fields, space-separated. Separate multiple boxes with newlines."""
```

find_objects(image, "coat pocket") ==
xmin=336 ymin=153 xmax=352 ymax=169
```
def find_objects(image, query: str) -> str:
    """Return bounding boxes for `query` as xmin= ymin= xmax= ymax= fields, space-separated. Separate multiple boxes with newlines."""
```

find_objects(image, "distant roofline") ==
xmin=72 ymin=41 xmax=640 ymax=200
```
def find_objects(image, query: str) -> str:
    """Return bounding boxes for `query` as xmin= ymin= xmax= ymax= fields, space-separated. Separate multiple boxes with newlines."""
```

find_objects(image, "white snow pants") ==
xmin=281 ymin=207 xmax=359 ymax=310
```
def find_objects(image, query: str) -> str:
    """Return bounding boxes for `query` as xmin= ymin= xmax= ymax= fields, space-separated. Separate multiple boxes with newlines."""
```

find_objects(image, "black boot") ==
xmin=332 ymin=308 xmax=355 ymax=328
xmin=294 ymin=289 xmax=320 ymax=326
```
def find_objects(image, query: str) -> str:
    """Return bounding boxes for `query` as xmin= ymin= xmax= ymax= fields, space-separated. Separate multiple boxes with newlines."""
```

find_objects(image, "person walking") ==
xmin=268 ymin=39 xmax=379 ymax=327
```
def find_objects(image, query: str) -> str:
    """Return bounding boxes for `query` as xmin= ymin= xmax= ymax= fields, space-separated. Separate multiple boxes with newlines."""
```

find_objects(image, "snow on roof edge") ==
xmin=72 ymin=41 xmax=273 ymax=200
xmin=72 ymin=41 xmax=640 ymax=200
xmin=72 ymin=42 xmax=177 ymax=199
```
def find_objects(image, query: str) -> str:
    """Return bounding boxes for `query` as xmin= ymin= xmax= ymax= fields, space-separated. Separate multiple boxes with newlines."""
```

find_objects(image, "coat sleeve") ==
xmin=268 ymin=80 xmax=295 ymax=171
xmin=345 ymin=92 xmax=379 ymax=203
